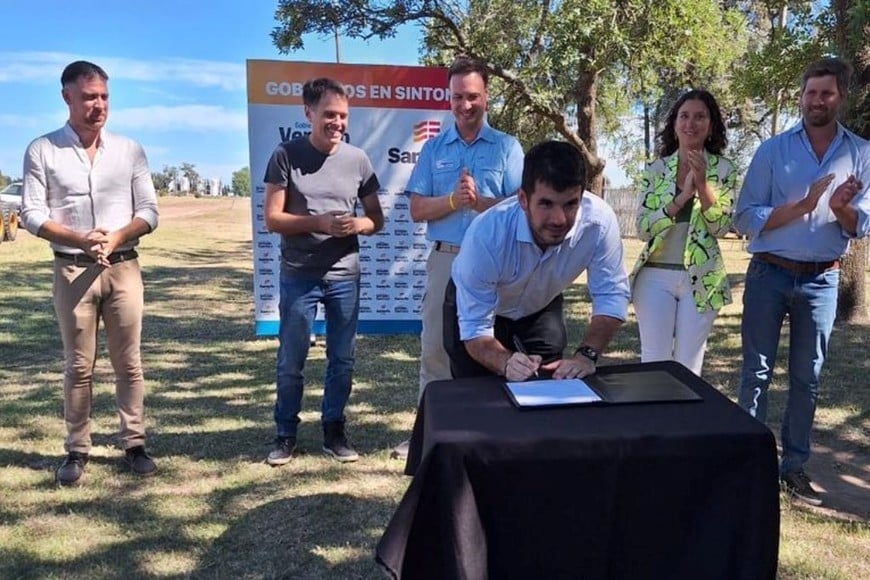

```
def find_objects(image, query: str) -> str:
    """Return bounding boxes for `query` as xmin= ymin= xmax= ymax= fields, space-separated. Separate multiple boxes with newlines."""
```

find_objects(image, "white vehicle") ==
xmin=0 ymin=181 xmax=21 ymax=242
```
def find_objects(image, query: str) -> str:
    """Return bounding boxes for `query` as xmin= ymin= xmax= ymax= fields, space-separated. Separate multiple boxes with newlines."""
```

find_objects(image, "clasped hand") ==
xmin=678 ymin=149 xmax=706 ymax=204
xmin=323 ymin=211 xmax=357 ymax=237
xmin=80 ymin=228 xmax=118 ymax=267
xmin=452 ymin=168 xmax=478 ymax=210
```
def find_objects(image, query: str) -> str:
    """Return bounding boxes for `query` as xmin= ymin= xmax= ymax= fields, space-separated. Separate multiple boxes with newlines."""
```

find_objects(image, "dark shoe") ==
xmin=390 ymin=439 xmax=410 ymax=460
xmin=323 ymin=422 xmax=359 ymax=463
xmin=125 ymin=446 xmax=157 ymax=477
xmin=266 ymin=436 xmax=297 ymax=466
xmin=56 ymin=451 xmax=88 ymax=486
xmin=781 ymin=470 xmax=822 ymax=506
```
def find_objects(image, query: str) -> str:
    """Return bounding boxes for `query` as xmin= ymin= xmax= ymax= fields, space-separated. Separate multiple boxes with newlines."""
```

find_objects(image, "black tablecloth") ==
xmin=376 ymin=361 xmax=779 ymax=580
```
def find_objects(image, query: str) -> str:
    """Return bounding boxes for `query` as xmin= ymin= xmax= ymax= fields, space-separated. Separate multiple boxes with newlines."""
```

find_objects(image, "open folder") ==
xmin=504 ymin=370 xmax=701 ymax=408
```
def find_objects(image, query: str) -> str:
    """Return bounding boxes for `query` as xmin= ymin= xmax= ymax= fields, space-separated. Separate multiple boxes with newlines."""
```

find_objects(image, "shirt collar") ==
xmin=62 ymin=122 xmax=106 ymax=149
xmin=443 ymin=121 xmax=496 ymax=145
xmin=789 ymin=119 xmax=846 ymax=140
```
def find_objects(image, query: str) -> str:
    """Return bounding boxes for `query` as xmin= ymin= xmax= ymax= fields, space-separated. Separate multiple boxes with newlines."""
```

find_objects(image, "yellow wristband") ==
xmin=448 ymin=192 xmax=456 ymax=210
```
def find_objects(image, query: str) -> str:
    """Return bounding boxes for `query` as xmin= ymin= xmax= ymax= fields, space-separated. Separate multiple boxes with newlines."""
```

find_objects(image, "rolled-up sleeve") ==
xmin=734 ymin=141 xmax=774 ymax=238
xmin=453 ymin=226 xmax=500 ymax=340
xmin=20 ymin=139 xmax=51 ymax=235
xmin=131 ymin=142 xmax=159 ymax=231
xmin=587 ymin=213 xmax=630 ymax=321
xmin=846 ymin=145 xmax=870 ymax=239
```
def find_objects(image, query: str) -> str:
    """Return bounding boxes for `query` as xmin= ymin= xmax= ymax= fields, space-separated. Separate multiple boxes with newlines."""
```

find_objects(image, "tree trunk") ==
xmin=643 ymin=101 xmax=651 ymax=162
xmin=574 ymin=69 xmax=605 ymax=194
xmin=837 ymin=238 xmax=869 ymax=322
xmin=834 ymin=0 xmax=870 ymax=322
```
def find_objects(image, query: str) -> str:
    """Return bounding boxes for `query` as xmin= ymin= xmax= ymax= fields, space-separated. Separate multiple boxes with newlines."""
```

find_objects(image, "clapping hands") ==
xmin=829 ymin=174 xmax=864 ymax=211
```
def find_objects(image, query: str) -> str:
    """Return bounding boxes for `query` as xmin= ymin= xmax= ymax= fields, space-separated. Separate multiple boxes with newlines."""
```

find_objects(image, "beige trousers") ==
xmin=418 ymin=248 xmax=457 ymax=399
xmin=53 ymin=258 xmax=146 ymax=453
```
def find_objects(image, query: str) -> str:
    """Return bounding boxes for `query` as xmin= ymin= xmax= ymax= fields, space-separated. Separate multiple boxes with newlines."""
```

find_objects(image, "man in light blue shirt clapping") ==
xmin=734 ymin=57 xmax=870 ymax=507
xmin=406 ymin=56 xmax=524 ymax=394
xmin=445 ymin=141 xmax=630 ymax=380
xmin=391 ymin=57 xmax=523 ymax=459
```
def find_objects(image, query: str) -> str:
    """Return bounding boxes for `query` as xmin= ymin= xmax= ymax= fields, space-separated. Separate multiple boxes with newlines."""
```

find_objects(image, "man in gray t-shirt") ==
xmin=262 ymin=78 xmax=383 ymax=465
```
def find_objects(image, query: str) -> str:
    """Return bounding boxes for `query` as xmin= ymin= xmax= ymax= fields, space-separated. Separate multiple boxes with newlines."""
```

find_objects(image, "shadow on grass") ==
xmin=191 ymin=493 xmax=395 ymax=579
xmin=0 ymin=266 xmax=58 ymax=366
xmin=2 ymin=231 xmax=866 ymax=576
xmin=563 ymin=279 xmax=869 ymax=520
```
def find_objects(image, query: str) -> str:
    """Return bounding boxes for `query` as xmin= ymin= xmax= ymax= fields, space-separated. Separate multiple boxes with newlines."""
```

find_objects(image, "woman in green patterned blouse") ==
xmin=631 ymin=90 xmax=737 ymax=376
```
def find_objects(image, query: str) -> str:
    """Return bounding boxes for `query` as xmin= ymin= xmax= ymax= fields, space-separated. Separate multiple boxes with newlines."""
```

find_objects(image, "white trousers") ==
xmin=633 ymin=267 xmax=717 ymax=376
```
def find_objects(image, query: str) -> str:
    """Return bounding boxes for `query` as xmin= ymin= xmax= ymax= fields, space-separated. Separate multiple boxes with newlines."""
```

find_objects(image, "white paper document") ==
xmin=504 ymin=379 xmax=602 ymax=407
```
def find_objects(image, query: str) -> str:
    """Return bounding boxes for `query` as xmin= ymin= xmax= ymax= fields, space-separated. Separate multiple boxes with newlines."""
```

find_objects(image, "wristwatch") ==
xmin=574 ymin=345 xmax=599 ymax=363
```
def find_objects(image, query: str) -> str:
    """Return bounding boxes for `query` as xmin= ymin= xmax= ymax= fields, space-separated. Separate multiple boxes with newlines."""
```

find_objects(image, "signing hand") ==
xmin=829 ymin=175 xmax=863 ymax=211
xmin=452 ymin=168 xmax=478 ymax=209
xmin=542 ymin=354 xmax=596 ymax=379
xmin=799 ymin=173 xmax=835 ymax=213
xmin=504 ymin=352 xmax=542 ymax=381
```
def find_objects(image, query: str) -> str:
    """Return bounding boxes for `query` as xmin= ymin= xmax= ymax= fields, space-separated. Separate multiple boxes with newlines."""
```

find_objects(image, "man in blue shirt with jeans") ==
xmin=734 ymin=57 xmax=870 ymax=506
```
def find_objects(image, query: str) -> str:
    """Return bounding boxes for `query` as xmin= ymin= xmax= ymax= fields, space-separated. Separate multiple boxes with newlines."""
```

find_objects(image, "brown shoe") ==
xmin=56 ymin=452 xmax=88 ymax=486
xmin=124 ymin=446 xmax=157 ymax=477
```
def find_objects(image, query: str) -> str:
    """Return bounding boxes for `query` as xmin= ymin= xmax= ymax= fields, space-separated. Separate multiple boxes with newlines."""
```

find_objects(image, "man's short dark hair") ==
xmin=521 ymin=141 xmax=586 ymax=196
xmin=61 ymin=61 xmax=108 ymax=86
xmin=802 ymin=57 xmax=851 ymax=97
xmin=448 ymin=56 xmax=489 ymax=87
xmin=302 ymin=78 xmax=347 ymax=107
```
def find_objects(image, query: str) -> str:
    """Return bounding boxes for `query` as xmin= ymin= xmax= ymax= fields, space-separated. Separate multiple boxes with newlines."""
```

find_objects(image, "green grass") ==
xmin=0 ymin=197 xmax=867 ymax=579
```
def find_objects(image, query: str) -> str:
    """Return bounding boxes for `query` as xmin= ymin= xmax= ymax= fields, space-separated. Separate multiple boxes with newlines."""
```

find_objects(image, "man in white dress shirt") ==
xmin=21 ymin=61 xmax=160 ymax=486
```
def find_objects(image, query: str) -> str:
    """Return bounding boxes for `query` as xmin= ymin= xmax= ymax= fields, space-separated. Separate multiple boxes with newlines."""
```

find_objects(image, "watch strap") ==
xmin=574 ymin=345 xmax=599 ymax=363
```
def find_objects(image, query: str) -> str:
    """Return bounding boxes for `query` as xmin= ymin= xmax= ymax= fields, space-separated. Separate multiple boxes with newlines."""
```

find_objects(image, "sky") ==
xmin=0 ymin=0 xmax=628 ymax=187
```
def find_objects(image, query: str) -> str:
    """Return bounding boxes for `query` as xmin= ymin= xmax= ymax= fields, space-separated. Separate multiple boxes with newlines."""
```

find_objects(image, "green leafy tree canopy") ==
xmin=272 ymin=0 xmax=744 ymax=193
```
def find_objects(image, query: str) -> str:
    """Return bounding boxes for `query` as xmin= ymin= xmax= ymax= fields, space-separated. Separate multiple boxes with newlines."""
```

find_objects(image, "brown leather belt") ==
xmin=756 ymin=252 xmax=839 ymax=274
xmin=54 ymin=250 xmax=139 ymax=266
xmin=434 ymin=241 xmax=461 ymax=254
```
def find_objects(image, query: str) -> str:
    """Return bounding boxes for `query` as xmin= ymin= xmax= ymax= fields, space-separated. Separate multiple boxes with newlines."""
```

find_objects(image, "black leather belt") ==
xmin=54 ymin=250 xmax=139 ymax=266
xmin=756 ymin=252 xmax=839 ymax=274
xmin=434 ymin=241 xmax=461 ymax=254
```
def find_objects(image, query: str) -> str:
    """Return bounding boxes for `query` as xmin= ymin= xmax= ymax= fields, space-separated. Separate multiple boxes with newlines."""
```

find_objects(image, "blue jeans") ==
xmin=274 ymin=275 xmax=360 ymax=438
xmin=737 ymin=258 xmax=838 ymax=474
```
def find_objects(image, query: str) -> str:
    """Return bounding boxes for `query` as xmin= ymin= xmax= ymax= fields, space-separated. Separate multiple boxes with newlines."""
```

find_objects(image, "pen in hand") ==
xmin=512 ymin=335 xmax=540 ymax=379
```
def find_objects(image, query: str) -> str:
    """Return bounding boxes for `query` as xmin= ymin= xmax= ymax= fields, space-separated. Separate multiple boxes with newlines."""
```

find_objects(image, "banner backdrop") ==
xmin=247 ymin=60 xmax=452 ymax=336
